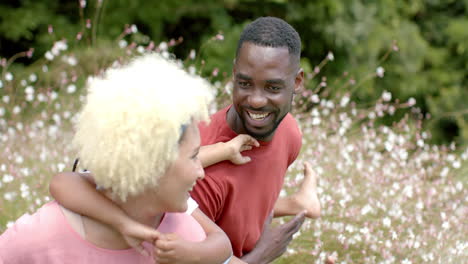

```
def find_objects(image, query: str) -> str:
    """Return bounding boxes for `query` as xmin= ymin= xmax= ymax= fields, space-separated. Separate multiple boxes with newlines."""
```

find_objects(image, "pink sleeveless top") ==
xmin=0 ymin=201 xmax=206 ymax=263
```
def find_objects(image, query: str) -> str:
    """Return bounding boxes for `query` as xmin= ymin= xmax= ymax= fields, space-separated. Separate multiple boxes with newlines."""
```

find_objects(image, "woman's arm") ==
xmin=50 ymin=173 xmax=234 ymax=263
xmin=49 ymin=172 xmax=160 ymax=256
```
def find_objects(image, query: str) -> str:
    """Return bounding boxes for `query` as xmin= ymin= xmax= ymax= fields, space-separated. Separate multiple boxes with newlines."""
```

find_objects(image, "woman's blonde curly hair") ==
xmin=73 ymin=54 xmax=212 ymax=201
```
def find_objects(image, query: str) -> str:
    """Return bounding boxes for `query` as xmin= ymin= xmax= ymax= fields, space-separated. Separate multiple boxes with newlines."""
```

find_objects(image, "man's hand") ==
xmin=226 ymin=134 xmax=260 ymax=165
xmin=242 ymin=211 xmax=306 ymax=264
xmin=153 ymin=233 xmax=197 ymax=264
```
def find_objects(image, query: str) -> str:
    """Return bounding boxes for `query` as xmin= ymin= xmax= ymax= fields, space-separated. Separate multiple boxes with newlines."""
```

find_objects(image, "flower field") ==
xmin=0 ymin=32 xmax=467 ymax=263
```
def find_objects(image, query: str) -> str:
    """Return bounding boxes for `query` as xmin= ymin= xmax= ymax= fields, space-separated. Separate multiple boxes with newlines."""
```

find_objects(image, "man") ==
xmin=49 ymin=16 xmax=319 ymax=263
xmin=191 ymin=17 xmax=320 ymax=263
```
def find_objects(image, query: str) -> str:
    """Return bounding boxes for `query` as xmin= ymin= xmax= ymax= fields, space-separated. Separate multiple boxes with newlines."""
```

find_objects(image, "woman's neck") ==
xmin=81 ymin=194 xmax=166 ymax=250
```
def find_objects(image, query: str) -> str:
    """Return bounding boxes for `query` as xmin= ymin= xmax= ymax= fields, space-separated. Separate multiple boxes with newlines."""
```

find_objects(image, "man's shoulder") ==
xmin=278 ymin=113 xmax=302 ymax=137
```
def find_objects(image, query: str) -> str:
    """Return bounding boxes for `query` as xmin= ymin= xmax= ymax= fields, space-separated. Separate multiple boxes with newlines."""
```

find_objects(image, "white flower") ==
xmin=383 ymin=217 xmax=391 ymax=227
xmin=456 ymin=181 xmax=463 ymax=191
xmin=340 ymin=96 xmax=350 ymax=107
xmin=2 ymin=95 xmax=9 ymax=103
xmin=0 ymin=107 xmax=4 ymax=116
xmin=37 ymin=93 xmax=46 ymax=102
xmin=67 ymin=84 xmax=76 ymax=94
xmin=0 ymin=80 xmax=3 ymax=88
xmin=360 ymin=227 xmax=369 ymax=234
xmin=130 ymin=24 xmax=138 ymax=33
xmin=29 ymin=74 xmax=37 ymax=82
xmin=45 ymin=51 xmax=54 ymax=61
xmin=311 ymin=94 xmax=320 ymax=103
xmin=25 ymin=93 xmax=34 ymax=101
xmin=188 ymin=66 xmax=196 ymax=75
xmin=63 ymin=111 xmax=71 ymax=119
xmin=402 ymin=258 xmax=412 ymax=264
xmin=312 ymin=117 xmax=321 ymax=126
xmin=137 ymin=46 xmax=145 ymax=54
xmin=159 ymin=42 xmax=168 ymax=51
xmin=5 ymin=72 xmax=13 ymax=81
xmin=15 ymin=155 xmax=24 ymax=164
xmin=417 ymin=139 xmax=424 ymax=147
xmin=57 ymin=163 xmax=66 ymax=172
xmin=51 ymin=91 xmax=58 ymax=100
xmin=361 ymin=204 xmax=372 ymax=215
xmin=13 ymin=106 xmax=21 ymax=114
xmin=25 ymin=86 xmax=34 ymax=94
xmin=63 ymin=56 xmax=77 ymax=66
xmin=2 ymin=174 xmax=14 ymax=183
xmin=407 ymin=97 xmax=416 ymax=106
xmin=442 ymin=221 xmax=450 ymax=230
xmin=4 ymin=192 xmax=17 ymax=201
xmin=327 ymin=51 xmax=334 ymax=61
xmin=440 ymin=167 xmax=449 ymax=177
xmin=79 ymin=0 xmax=86 ymax=8
xmin=382 ymin=90 xmax=392 ymax=101
xmin=6 ymin=221 xmax=15 ymax=228
xmin=118 ymin=40 xmax=128 ymax=48
xmin=42 ymin=65 xmax=49 ymax=72
xmin=51 ymin=40 xmax=68 ymax=55
xmin=376 ymin=66 xmax=385 ymax=78
xmin=189 ymin=49 xmax=196 ymax=60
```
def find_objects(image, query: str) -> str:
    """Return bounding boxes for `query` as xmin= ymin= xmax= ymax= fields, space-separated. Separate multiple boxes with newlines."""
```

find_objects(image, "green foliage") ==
xmin=1 ymin=0 xmax=467 ymax=144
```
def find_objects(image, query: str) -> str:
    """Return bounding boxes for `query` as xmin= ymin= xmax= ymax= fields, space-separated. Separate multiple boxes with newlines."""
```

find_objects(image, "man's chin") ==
xmin=244 ymin=125 xmax=276 ymax=141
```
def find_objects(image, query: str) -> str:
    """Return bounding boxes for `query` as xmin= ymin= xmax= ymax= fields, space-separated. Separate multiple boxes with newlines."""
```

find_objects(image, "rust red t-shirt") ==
xmin=191 ymin=105 xmax=302 ymax=257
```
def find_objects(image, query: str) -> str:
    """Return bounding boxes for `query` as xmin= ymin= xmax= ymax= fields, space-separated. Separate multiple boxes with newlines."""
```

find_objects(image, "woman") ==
xmin=0 ymin=54 xmax=232 ymax=263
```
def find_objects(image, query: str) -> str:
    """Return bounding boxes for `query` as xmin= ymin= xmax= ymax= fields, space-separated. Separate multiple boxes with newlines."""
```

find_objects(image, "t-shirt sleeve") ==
xmin=288 ymin=116 xmax=303 ymax=165
xmin=190 ymin=172 xmax=225 ymax=221
xmin=186 ymin=197 xmax=199 ymax=215
xmin=0 ymin=214 xmax=33 ymax=261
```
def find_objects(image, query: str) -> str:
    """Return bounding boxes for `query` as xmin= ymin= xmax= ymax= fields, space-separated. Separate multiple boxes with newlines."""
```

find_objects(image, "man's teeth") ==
xmin=248 ymin=112 xmax=269 ymax=120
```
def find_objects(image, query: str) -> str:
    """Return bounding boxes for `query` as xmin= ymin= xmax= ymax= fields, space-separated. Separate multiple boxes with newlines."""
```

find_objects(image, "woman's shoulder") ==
xmin=157 ymin=211 xmax=206 ymax=242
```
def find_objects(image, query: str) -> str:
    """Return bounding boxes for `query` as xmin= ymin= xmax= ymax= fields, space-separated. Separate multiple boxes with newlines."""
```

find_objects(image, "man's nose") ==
xmin=247 ymin=89 xmax=267 ymax=109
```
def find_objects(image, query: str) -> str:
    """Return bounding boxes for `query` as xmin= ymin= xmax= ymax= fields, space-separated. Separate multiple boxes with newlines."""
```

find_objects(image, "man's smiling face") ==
xmin=231 ymin=42 xmax=303 ymax=141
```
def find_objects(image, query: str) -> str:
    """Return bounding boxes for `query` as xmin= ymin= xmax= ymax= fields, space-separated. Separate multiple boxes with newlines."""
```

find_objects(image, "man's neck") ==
xmin=226 ymin=106 xmax=243 ymax=134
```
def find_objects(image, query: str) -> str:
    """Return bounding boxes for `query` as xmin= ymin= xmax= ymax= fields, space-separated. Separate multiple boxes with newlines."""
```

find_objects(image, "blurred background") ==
xmin=1 ymin=0 xmax=467 ymax=145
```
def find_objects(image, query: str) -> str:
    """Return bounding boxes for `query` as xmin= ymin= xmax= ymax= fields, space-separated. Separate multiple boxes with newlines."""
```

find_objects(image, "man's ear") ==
xmin=294 ymin=68 xmax=304 ymax=94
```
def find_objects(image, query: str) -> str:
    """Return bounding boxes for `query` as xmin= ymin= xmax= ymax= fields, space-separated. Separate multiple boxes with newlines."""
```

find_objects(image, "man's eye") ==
xmin=269 ymin=86 xmax=281 ymax=91
xmin=238 ymin=81 xmax=250 ymax=87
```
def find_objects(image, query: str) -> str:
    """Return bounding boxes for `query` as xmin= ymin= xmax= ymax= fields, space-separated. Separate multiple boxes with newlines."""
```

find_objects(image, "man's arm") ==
xmin=273 ymin=162 xmax=321 ymax=219
xmin=240 ymin=212 xmax=306 ymax=264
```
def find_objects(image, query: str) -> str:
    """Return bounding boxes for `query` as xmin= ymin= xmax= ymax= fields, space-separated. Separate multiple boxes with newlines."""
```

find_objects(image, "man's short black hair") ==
xmin=236 ymin=17 xmax=301 ymax=62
